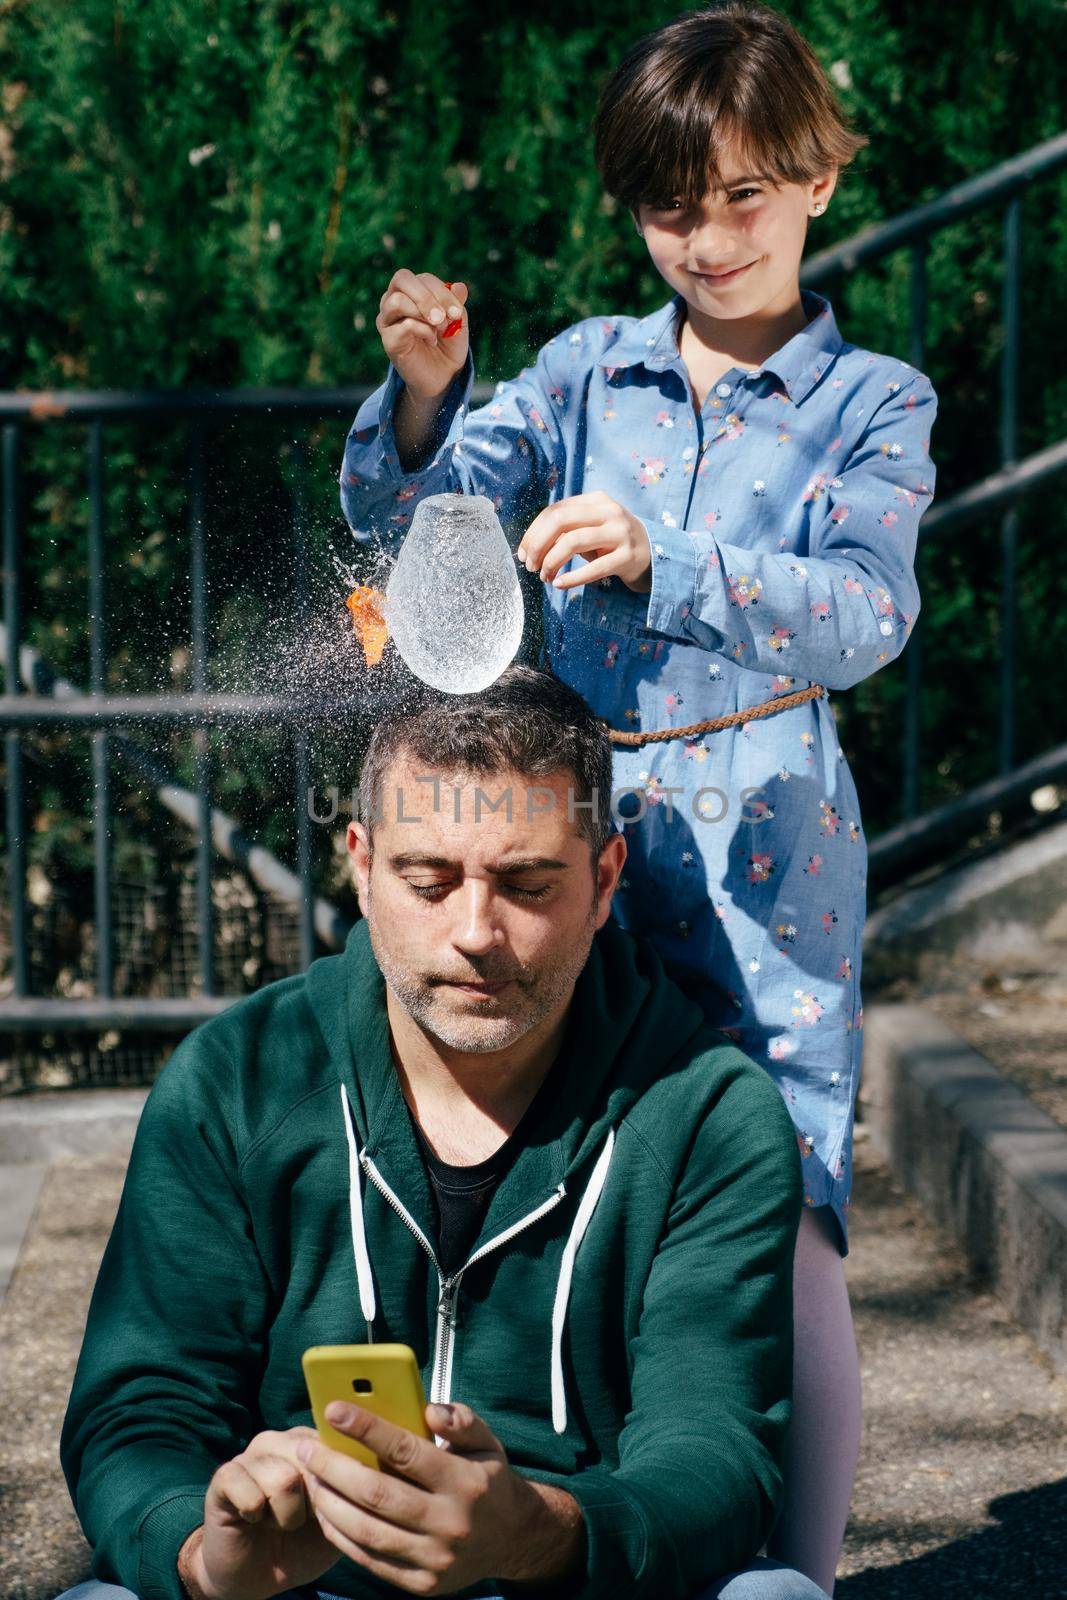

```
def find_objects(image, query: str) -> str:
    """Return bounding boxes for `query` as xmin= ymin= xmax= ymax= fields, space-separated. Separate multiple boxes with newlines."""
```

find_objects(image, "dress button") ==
xmin=879 ymin=619 xmax=894 ymax=636
xmin=715 ymin=382 xmax=731 ymax=397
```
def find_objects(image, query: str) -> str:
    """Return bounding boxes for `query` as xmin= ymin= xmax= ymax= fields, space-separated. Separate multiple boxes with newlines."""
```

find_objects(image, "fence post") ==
xmin=3 ymin=423 xmax=28 ymax=996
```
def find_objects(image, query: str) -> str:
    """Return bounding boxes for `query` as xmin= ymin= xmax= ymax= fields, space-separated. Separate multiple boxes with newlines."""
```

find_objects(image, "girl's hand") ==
xmin=517 ymin=492 xmax=653 ymax=593
xmin=375 ymin=269 xmax=470 ymax=401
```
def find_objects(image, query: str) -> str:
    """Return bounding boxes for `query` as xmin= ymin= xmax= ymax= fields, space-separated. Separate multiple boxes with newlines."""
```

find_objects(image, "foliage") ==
xmin=1 ymin=0 xmax=1066 ymax=926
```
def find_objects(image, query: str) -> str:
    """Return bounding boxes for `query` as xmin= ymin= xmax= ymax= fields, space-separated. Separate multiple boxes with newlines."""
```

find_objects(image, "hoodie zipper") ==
xmin=359 ymin=1150 xmax=566 ymax=1407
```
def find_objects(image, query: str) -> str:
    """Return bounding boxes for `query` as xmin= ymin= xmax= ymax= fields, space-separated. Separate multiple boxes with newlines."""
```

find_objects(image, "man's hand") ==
xmin=178 ymin=1426 xmax=335 ymax=1600
xmin=295 ymin=1397 xmax=585 ymax=1595
xmin=516 ymin=492 xmax=653 ymax=593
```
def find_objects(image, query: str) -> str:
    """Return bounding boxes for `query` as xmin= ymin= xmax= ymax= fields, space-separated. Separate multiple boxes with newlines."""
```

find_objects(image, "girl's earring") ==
xmin=813 ymin=201 xmax=826 ymax=215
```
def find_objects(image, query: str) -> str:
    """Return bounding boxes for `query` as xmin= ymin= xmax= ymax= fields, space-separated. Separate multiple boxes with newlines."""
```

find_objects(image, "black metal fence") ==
xmin=3 ymin=131 xmax=1067 ymax=1055
xmin=800 ymin=128 xmax=1067 ymax=853
xmin=0 ymin=383 xmax=494 ymax=1056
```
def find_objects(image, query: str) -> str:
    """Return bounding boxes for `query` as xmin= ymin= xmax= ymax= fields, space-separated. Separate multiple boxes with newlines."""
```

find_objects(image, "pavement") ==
xmin=0 ymin=1090 xmax=146 ymax=1301
xmin=2 ymin=1121 xmax=1066 ymax=1600
xmin=836 ymin=1130 xmax=1067 ymax=1598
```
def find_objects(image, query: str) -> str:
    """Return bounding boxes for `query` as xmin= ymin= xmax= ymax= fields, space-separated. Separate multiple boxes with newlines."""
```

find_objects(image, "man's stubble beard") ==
xmin=364 ymin=881 xmax=600 ymax=1054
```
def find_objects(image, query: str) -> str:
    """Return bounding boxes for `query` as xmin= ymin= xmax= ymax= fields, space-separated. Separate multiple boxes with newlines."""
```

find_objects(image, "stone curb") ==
xmin=865 ymin=813 xmax=1067 ymax=967
xmin=860 ymin=1002 xmax=1067 ymax=1374
xmin=0 ymin=1088 xmax=147 ymax=1165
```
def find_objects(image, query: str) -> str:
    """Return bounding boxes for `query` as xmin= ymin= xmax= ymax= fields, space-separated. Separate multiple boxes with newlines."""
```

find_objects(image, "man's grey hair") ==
xmin=358 ymin=666 xmax=616 ymax=855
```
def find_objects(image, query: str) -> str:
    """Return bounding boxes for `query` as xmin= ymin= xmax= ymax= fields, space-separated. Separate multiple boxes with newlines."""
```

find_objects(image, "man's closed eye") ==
xmin=403 ymin=879 xmax=552 ymax=901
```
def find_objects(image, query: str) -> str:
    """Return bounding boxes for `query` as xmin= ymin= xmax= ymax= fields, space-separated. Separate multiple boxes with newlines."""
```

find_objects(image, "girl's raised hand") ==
xmin=375 ymin=269 xmax=470 ymax=401
xmin=516 ymin=491 xmax=653 ymax=593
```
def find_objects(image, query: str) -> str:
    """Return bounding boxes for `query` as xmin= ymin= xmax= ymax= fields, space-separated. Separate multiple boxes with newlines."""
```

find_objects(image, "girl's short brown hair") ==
xmin=594 ymin=3 xmax=867 ymax=213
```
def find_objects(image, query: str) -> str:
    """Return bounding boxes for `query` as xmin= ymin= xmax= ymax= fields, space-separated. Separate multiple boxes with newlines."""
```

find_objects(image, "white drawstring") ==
xmin=340 ymin=1084 xmax=377 ymax=1332
xmin=550 ymin=1128 xmax=616 ymax=1435
xmin=340 ymin=1082 xmax=615 ymax=1432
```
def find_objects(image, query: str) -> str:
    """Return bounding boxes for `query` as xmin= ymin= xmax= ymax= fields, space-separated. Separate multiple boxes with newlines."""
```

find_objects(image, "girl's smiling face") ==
xmin=634 ymin=146 xmax=837 ymax=324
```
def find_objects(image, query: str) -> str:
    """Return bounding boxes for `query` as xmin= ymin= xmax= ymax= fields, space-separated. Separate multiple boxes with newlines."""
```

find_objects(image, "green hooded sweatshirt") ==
xmin=60 ymin=917 xmax=803 ymax=1600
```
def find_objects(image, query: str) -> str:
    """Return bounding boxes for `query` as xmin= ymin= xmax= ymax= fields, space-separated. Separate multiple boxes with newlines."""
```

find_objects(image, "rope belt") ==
xmin=603 ymin=682 xmax=828 ymax=747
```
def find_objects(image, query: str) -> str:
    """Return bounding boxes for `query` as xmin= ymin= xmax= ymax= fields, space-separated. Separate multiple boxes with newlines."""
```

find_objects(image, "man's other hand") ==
xmin=177 ymin=1425 xmax=335 ymax=1600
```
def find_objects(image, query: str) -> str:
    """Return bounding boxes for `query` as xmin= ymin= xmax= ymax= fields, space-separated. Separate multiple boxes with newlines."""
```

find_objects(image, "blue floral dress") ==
xmin=338 ymin=287 xmax=939 ymax=1256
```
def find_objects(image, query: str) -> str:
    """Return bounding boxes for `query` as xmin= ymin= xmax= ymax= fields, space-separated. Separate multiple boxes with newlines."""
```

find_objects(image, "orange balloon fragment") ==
xmin=345 ymin=584 xmax=389 ymax=668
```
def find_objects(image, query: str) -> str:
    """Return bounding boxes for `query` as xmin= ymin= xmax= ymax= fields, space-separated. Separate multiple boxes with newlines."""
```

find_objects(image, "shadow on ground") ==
xmin=838 ymin=1478 xmax=1067 ymax=1599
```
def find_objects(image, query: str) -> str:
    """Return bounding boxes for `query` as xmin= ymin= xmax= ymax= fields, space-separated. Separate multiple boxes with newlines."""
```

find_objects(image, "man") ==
xmin=59 ymin=667 xmax=825 ymax=1600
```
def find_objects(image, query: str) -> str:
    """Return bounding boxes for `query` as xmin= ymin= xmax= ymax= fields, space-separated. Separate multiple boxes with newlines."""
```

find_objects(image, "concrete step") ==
xmin=860 ymin=1003 xmax=1067 ymax=1377
xmin=866 ymin=812 xmax=1067 ymax=973
xmin=862 ymin=810 xmax=1067 ymax=1382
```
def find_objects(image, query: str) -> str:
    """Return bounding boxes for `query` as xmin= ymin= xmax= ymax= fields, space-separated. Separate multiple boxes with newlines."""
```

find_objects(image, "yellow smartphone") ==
xmin=301 ymin=1343 xmax=431 ymax=1470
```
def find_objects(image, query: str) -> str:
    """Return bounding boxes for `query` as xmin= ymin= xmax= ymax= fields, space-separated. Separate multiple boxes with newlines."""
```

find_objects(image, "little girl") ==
xmin=339 ymin=5 xmax=939 ymax=1592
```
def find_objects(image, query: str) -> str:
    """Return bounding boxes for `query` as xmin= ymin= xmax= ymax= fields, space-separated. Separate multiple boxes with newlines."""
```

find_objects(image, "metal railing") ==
xmin=801 ymin=129 xmax=1067 ymax=875
xmin=3 ymin=132 xmax=1067 ymax=1029
xmin=1 ymin=385 xmax=494 ymax=1030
